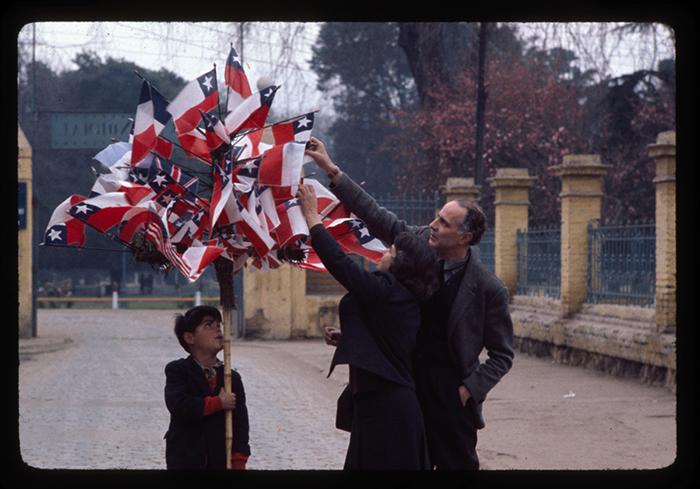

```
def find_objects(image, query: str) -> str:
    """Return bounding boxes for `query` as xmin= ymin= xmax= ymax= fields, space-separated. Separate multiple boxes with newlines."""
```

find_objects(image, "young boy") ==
xmin=164 ymin=305 xmax=251 ymax=469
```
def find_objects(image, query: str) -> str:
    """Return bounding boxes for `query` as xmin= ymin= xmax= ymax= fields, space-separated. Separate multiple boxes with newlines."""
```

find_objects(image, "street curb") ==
xmin=19 ymin=337 xmax=74 ymax=356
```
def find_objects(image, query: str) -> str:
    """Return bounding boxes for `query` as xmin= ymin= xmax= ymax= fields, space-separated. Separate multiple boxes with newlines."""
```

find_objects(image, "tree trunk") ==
xmin=398 ymin=22 xmax=449 ymax=110
xmin=214 ymin=256 xmax=235 ymax=469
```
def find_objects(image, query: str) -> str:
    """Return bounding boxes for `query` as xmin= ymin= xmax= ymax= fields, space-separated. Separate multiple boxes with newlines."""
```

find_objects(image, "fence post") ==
xmin=195 ymin=290 xmax=202 ymax=306
xmin=549 ymin=155 xmax=610 ymax=317
xmin=486 ymin=168 xmax=535 ymax=296
xmin=441 ymin=177 xmax=481 ymax=203
xmin=112 ymin=290 xmax=119 ymax=310
xmin=649 ymin=130 xmax=676 ymax=333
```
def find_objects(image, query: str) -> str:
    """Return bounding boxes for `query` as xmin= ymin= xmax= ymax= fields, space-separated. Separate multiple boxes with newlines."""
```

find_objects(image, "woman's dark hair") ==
xmin=389 ymin=232 xmax=440 ymax=301
xmin=174 ymin=305 xmax=222 ymax=353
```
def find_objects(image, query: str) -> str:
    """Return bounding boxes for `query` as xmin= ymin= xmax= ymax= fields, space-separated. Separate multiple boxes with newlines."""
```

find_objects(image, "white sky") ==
xmin=18 ymin=22 xmax=325 ymax=118
xmin=18 ymin=21 xmax=675 ymax=117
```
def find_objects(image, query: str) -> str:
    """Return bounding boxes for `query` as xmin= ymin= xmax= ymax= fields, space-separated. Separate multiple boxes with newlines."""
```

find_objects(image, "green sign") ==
xmin=50 ymin=113 xmax=132 ymax=149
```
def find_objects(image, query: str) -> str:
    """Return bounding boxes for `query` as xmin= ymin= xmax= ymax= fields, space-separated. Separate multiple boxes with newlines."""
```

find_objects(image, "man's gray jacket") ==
xmin=330 ymin=173 xmax=514 ymax=429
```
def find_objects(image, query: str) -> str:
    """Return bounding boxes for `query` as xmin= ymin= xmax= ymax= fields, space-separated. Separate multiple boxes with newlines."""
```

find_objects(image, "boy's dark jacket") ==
xmin=164 ymin=356 xmax=250 ymax=469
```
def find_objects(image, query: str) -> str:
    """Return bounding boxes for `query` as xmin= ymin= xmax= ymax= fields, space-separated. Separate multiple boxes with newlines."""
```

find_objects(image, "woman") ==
xmin=297 ymin=184 xmax=440 ymax=470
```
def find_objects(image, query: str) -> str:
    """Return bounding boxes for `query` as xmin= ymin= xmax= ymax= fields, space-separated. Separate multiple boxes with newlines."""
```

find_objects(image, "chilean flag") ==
xmin=272 ymin=198 xmax=309 ymax=248
xmin=151 ymin=157 xmax=198 ymax=190
xmin=304 ymin=178 xmax=340 ymax=218
xmin=164 ymin=196 xmax=209 ymax=246
xmin=258 ymin=141 xmax=306 ymax=187
xmin=295 ymin=248 xmax=327 ymax=272
xmin=89 ymin=173 xmax=154 ymax=205
xmin=224 ymin=85 xmax=278 ymax=136
xmin=167 ymin=68 xmax=219 ymax=135
xmin=255 ymin=184 xmax=281 ymax=230
xmin=132 ymin=81 xmax=172 ymax=166
xmin=154 ymin=136 xmax=174 ymax=160
xmin=242 ymin=112 xmax=315 ymax=159
xmin=325 ymin=217 xmax=388 ymax=263
xmin=251 ymin=252 xmax=283 ymax=271
xmin=233 ymin=129 xmax=264 ymax=160
xmin=142 ymin=209 xmax=223 ymax=282
xmin=42 ymin=194 xmax=87 ymax=247
xmin=68 ymin=192 xmax=134 ymax=233
xmin=322 ymin=202 xmax=352 ymax=223
xmin=214 ymin=223 xmax=252 ymax=257
xmin=209 ymin=158 xmax=235 ymax=233
xmin=270 ymin=112 xmax=315 ymax=145
xmin=171 ymin=206 xmax=209 ymax=247
xmin=225 ymin=45 xmax=252 ymax=113
xmin=180 ymin=244 xmax=225 ymax=282
xmin=235 ymin=200 xmax=275 ymax=257
xmin=201 ymin=110 xmax=231 ymax=151
xmin=117 ymin=200 xmax=160 ymax=244
xmin=177 ymin=129 xmax=212 ymax=164
xmin=231 ymin=158 xmax=260 ymax=193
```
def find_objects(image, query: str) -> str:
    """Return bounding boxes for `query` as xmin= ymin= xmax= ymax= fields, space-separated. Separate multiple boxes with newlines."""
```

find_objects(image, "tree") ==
xmin=310 ymin=22 xmax=418 ymax=196
xmin=595 ymin=63 xmax=676 ymax=222
xmin=386 ymin=53 xmax=590 ymax=226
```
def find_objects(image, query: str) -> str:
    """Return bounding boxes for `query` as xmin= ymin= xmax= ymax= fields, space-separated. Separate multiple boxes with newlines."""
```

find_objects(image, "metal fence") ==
xmin=587 ymin=220 xmax=655 ymax=307
xmin=516 ymin=226 xmax=561 ymax=299
xmin=306 ymin=191 xmax=441 ymax=295
xmin=475 ymin=230 xmax=495 ymax=273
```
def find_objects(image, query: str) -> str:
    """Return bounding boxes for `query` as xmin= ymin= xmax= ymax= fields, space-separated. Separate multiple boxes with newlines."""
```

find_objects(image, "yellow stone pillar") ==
xmin=18 ymin=127 xmax=34 ymax=338
xmin=649 ymin=131 xmax=676 ymax=333
xmin=441 ymin=177 xmax=481 ymax=203
xmin=550 ymin=155 xmax=610 ymax=317
xmin=243 ymin=263 xmax=307 ymax=339
xmin=487 ymin=168 xmax=536 ymax=295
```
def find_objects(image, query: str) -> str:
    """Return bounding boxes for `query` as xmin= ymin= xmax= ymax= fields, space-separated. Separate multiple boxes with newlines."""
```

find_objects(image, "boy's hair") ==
xmin=174 ymin=305 xmax=222 ymax=353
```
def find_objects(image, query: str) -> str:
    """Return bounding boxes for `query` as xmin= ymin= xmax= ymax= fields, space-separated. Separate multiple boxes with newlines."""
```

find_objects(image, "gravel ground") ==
xmin=19 ymin=309 xmax=676 ymax=470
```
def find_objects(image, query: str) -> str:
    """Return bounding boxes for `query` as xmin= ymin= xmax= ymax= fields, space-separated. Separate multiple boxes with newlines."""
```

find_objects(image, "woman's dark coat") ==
xmin=311 ymin=224 xmax=430 ymax=470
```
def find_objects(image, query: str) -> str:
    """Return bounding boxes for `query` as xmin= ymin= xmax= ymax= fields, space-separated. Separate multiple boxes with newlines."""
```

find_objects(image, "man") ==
xmin=306 ymin=137 xmax=513 ymax=470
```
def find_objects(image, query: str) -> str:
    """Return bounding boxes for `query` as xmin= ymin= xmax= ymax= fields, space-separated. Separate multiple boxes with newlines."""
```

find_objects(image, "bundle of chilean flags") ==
xmin=42 ymin=45 xmax=388 ymax=282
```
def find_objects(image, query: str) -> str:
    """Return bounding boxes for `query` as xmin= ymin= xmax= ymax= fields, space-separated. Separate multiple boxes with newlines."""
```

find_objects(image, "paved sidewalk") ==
xmin=18 ymin=309 xmax=676 ymax=470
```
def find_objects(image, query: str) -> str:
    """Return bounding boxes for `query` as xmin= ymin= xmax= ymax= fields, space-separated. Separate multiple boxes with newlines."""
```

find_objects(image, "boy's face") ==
xmin=184 ymin=315 xmax=223 ymax=354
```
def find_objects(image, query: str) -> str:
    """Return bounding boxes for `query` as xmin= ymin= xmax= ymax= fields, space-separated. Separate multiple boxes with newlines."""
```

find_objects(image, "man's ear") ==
xmin=460 ymin=231 xmax=473 ymax=247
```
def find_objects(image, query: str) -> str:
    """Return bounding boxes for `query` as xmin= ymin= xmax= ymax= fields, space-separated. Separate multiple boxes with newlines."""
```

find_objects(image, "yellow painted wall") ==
xmin=18 ymin=127 xmax=34 ymax=338
xmin=243 ymin=264 xmax=342 ymax=339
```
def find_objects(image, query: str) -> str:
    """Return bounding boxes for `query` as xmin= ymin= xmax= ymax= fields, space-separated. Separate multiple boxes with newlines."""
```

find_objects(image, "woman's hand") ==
xmin=296 ymin=184 xmax=322 ymax=227
xmin=324 ymin=327 xmax=341 ymax=347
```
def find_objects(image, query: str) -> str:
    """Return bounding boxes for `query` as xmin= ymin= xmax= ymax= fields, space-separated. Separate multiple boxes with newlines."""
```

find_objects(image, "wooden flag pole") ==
xmin=223 ymin=302 xmax=233 ymax=469
xmin=214 ymin=255 xmax=235 ymax=469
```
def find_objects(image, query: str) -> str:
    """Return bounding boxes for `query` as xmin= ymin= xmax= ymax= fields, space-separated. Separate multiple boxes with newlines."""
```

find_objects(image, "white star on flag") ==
xmin=359 ymin=227 xmax=370 ymax=237
xmin=153 ymin=174 xmax=167 ymax=186
xmin=296 ymin=116 xmax=311 ymax=129
xmin=160 ymin=193 xmax=173 ymax=205
xmin=48 ymin=228 xmax=62 ymax=241
xmin=202 ymin=76 xmax=214 ymax=92
xmin=74 ymin=204 xmax=90 ymax=214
